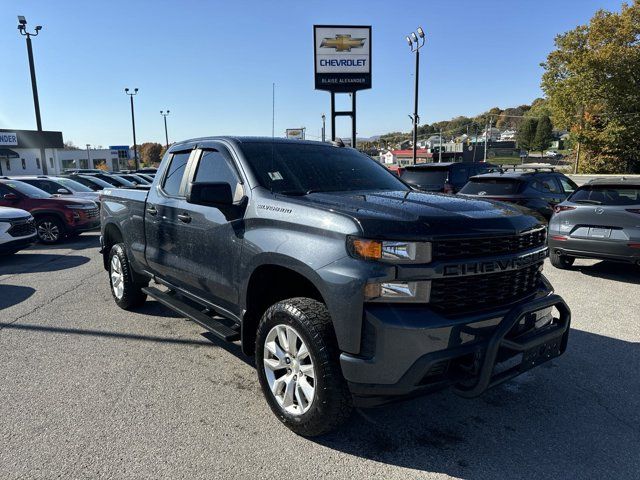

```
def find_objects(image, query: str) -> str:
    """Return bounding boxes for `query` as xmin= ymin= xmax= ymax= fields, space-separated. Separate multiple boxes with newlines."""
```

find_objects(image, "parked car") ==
xmin=545 ymin=151 xmax=562 ymax=158
xmin=0 ymin=178 xmax=99 ymax=244
xmin=548 ymin=178 xmax=640 ymax=268
xmin=10 ymin=176 xmax=101 ymax=206
xmin=0 ymin=206 xmax=37 ymax=255
xmin=399 ymin=162 xmax=498 ymax=193
xmin=64 ymin=168 xmax=106 ymax=175
xmin=65 ymin=174 xmax=114 ymax=191
xmin=100 ymin=137 xmax=569 ymax=436
xmin=134 ymin=173 xmax=155 ymax=182
xmin=458 ymin=168 xmax=578 ymax=220
xmin=116 ymin=173 xmax=151 ymax=185
xmin=89 ymin=173 xmax=135 ymax=188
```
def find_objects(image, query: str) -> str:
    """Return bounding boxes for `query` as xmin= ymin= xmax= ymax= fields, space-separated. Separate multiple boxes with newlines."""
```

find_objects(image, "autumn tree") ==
xmin=541 ymin=1 xmax=640 ymax=173
xmin=137 ymin=142 xmax=163 ymax=167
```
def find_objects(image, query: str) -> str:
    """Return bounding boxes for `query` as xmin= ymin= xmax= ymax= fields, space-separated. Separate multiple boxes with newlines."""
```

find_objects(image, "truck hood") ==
xmin=299 ymin=190 xmax=542 ymax=238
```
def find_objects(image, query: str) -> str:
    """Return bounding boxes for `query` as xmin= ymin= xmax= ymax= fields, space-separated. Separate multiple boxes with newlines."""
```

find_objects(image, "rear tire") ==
xmin=35 ymin=216 xmax=65 ymax=244
xmin=108 ymin=243 xmax=148 ymax=310
xmin=255 ymin=297 xmax=352 ymax=437
xmin=550 ymin=251 xmax=575 ymax=269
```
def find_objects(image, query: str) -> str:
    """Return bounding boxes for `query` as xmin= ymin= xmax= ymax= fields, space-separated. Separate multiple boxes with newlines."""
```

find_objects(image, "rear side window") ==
xmin=569 ymin=186 xmax=640 ymax=205
xmin=459 ymin=178 xmax=522 ymax=195
xmin=23 ymin=179 xmax=69 ymax=194
xmin=559 ymin=177 xmax=577 ymax=193
xmin=162 ymin=152 xmax=190 ymax=196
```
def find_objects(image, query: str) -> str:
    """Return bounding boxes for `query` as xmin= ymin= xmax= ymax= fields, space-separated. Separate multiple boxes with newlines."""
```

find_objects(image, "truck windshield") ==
xmin=459 ymin=178 xmax=523 ymax=195
xmin=239 ymin=142 xmax=409 ymax=194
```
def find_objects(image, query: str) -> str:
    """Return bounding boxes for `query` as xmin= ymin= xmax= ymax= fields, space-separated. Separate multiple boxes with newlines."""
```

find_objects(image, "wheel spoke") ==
xmin=263 ymin=357 xmax=286 ymax=371
xmin=286 ymin=327 xmax=299 ymax=356
xmin=276 ymin=325 xmax=289 ymax=352
xmin=300 ymin=363 xmax=314 ymax=379
xmin=264 ymin=340 xmax=286 ymax=361
xmin=298 ymin=376 xmax=315 ymax=403
xmin=282 ymin=375 xmax=296 ymax=408
xmin=297 ymin=342 xmax=309 ymax=360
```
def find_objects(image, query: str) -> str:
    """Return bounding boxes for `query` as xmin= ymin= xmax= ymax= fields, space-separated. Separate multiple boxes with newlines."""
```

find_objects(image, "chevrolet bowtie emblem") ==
xmin=320 ymin=34 xmax=365 ymax=52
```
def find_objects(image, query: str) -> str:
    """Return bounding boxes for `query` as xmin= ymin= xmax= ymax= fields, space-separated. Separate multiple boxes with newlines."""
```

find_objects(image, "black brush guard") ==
xmin=452 ymin=294 xmax=571 ymax=398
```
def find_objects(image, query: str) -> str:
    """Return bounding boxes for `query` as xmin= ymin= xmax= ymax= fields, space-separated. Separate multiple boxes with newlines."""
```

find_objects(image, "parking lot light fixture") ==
xmin=406 ymin=26 xmax=426 ymax=165
xmin=160 ymin=110 xmax=170 ymax=149
xmin=17 ymin=15 xmax=48 ymax=174
xmin=125 ymin=88 xmax=140 ymax=170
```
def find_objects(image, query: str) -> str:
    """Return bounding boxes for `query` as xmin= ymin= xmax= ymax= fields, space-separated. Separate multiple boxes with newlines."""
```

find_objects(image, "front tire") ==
xmin=550 ymin=251 xmax=575 ymax=269
xmin=255 ymin=297 xmax=352 ymax=437
xmin=108 ymin=243 xmax=147 ymax=310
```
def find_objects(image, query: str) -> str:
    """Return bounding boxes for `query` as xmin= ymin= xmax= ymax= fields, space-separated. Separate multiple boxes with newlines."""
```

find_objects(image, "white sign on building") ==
xmin=0 ymin=132 xmax=18 ymax=146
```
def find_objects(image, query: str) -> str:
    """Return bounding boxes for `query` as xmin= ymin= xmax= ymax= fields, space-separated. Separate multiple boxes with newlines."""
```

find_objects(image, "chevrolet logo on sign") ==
xmin=320 ymin=34 xmax=366 ymax=52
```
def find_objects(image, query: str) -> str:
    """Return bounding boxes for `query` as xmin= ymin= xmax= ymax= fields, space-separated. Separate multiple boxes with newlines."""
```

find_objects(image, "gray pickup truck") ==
xmin=100 ymin=137 xmax=570 ymax=436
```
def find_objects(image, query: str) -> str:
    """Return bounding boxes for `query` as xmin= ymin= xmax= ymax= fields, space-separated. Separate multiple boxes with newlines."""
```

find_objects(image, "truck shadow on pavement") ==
xmin=314 ymin=328 xmax=640 ymax=479
xmin=0 ymin=253 xmax=90 ymax=276
xmin=573 ymin=261 xmax=640 ymax=284
xmin=31 ymin=232 xmax=101 ymax=252
xmin=0 ymin=285 xmax=35 ymax=310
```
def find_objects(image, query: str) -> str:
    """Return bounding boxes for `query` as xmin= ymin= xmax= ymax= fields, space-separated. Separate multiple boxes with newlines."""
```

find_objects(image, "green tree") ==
xmin=517 ymin=118 xmax=538 ymax=156
xmin=541 ymin=1 xmax=640 ymax=173
xmin=532 ymin=115 xmax=554 ymax=156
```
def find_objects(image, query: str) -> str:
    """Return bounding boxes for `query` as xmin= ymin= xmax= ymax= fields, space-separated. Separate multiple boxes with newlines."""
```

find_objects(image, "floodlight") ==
xmin=406 ymin=35 xmax=412 ymax=46
xmin=417 ymin=26 xmax=424 ymax=38
xmin=18 ymin=16 xmax=27 ymax=25
xmin=411 ymin=32 xmax=418 ymax=43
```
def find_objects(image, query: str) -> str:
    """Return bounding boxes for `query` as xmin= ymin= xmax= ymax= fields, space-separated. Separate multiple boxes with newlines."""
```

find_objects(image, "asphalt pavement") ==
xmin=1 ymin=233 xmax=638 ymax=479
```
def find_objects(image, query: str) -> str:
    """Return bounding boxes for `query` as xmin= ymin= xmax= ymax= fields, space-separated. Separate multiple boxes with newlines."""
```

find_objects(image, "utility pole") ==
xmin=483 ymin=118 xmax=492 ymax=162
xmin=438 ymin=128 xmax=442 ymax=163
xmin=18 ymin=16 xmax=48 ymax=175
xmin=406 ymin=27 xmax=425 ymax=165
xmin=160 ymin=110 xmax=170 ymax=148
xmin=86 ymin=144 xmax=91 ymax=169
xmin=125 ymin=88 xmax=139 ymax=170
xmin=321 ymin=114 xmax=326 ymax=142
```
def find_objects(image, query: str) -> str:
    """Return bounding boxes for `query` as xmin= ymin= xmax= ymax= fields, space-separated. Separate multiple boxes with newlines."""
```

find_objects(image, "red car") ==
xmin=0 ymin=178 xmax=99 ymax=244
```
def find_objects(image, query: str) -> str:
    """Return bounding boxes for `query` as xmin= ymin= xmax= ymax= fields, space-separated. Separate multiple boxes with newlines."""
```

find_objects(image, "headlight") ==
xmin=347 ymin=236 xmax=431 ymax=263
xmin=364 ymin=281 xmax=431 ymax=303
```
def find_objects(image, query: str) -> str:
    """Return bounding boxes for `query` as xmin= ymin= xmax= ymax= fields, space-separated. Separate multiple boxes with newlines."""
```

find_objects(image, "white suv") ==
xmin=0 ymin=206 xmax=37 ymax=256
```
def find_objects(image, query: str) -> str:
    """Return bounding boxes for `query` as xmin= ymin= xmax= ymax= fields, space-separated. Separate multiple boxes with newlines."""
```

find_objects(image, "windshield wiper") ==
xmin=278 ymin=189 xmax=326 ymax=196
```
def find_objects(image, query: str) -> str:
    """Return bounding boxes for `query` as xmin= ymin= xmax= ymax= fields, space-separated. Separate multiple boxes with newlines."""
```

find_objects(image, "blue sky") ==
xmin=0 ymin=0 xmax=623 ymax=146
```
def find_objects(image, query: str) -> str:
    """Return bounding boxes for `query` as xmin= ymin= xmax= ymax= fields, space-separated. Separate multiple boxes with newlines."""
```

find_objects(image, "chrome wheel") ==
xmin=37 ymin=221 xmax=60 ymax=242
xmin=263 ymin=324 xmax=316 ymax=415
xmin=110 ymin=255 xmax=124 ymax=299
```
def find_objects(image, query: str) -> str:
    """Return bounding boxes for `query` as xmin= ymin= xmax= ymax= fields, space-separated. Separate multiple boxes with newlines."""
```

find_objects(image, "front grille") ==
xmin=433 ymin=227 xmax=546 ymax=260
xmin=8 ymin=219 xmax=36 ymax=238
xmin=85 ymin=207 xmax=99 ymax=219
xmin=430 ymin=262 xmax=543 ymax=314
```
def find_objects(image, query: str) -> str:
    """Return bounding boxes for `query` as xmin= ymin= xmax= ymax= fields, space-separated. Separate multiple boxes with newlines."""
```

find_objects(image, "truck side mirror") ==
xmin=187 ymin=182 xmax=233 ymax=206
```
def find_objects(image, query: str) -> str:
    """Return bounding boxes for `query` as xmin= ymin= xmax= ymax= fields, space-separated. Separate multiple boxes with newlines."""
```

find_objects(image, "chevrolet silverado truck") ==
xmin=100 ymin=137 xmax=571 ymax=436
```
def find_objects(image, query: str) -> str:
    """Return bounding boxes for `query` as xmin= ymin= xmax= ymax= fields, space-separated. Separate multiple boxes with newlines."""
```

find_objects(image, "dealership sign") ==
xmin=314 ymin=25 xmax=371 ymax=92
xmin=285 ymin=128 xmax=305 ymax=140
xmin=0 ymin=132 xmax=18 ymax=146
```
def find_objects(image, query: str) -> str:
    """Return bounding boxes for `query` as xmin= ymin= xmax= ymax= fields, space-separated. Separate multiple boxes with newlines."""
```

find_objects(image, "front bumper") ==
xmin=341 ymin=291 xmax=570 ymax=407
xmin=549 ymin=237 xmax=640 ymax=264
xmin=0 ymin=234 xmax=37 ymax=253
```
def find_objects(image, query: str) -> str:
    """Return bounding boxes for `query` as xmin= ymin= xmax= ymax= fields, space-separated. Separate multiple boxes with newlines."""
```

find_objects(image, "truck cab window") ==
xmin=162 ymin=152 xmax=190 ymax=196
xmin=194 ymin=149 xmax=242 ymax=200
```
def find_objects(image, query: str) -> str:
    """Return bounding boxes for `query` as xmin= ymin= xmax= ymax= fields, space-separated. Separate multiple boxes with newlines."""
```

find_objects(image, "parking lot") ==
xmin=1 ymin=232 xmax=638 ymax=479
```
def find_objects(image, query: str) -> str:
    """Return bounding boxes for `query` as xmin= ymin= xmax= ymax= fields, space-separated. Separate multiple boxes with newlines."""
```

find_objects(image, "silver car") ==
xmin=548 ymin=178 xmax=640 ymax=268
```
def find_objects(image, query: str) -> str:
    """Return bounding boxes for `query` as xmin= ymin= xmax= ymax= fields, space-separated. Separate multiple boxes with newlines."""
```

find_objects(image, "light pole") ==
xmin=321 ymin=114 xmax=326 ymax=143
xmin=160 ymin=110 xmax=170 ymax=149
xmin=125 ymin=88 xmax=139 ymax=169
xmin=406 ymin=26 xmax=426 ymax=165
xmin=438 ymin=128 xmax=442 ymax=163
xmin=86 ymin=144 xmax=91 ymax=169
xmin=18 ymin=16 xmax=48 ymax=175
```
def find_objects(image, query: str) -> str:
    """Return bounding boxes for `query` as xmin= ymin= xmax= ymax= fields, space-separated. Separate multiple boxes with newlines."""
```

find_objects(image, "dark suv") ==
xmin=400 ymin=162 xmax=498 ymax=193
xmin=0 ymin=178 xmax=99 ymax=243
xmin=459 ymin=168 xmax=578 ymax=220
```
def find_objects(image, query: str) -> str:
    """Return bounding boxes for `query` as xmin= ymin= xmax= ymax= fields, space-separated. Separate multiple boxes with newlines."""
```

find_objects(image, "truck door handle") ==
xmin=178 ymin=213 xmax=192 ymax=223
xmin=147 ymin=205 xmax=158 ymax=216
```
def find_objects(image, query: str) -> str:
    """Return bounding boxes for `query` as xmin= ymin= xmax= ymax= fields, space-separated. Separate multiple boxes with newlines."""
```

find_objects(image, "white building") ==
xmin=0 ymin=129 xmax=132 ymax=176
xmin=500 ymin=129 xmax=517 ymax=141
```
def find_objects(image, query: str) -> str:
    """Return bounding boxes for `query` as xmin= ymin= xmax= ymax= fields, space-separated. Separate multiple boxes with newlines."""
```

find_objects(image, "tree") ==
xmin=63 ymin=141 xmax=80 ymax=150
xmin=517 ymin=118 xmax=538 ymax=156
xmin=137 ymin=142 xmax=163 ymax=166
xmin=532 ymin=115 xmax=553 ymax=156
xmin=541 ymin=1 xmax=640 ymax=173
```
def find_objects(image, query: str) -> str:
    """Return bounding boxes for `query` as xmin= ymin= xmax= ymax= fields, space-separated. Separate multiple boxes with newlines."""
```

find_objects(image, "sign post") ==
xmin=314 ymin=25 xmax=371 ymax=148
